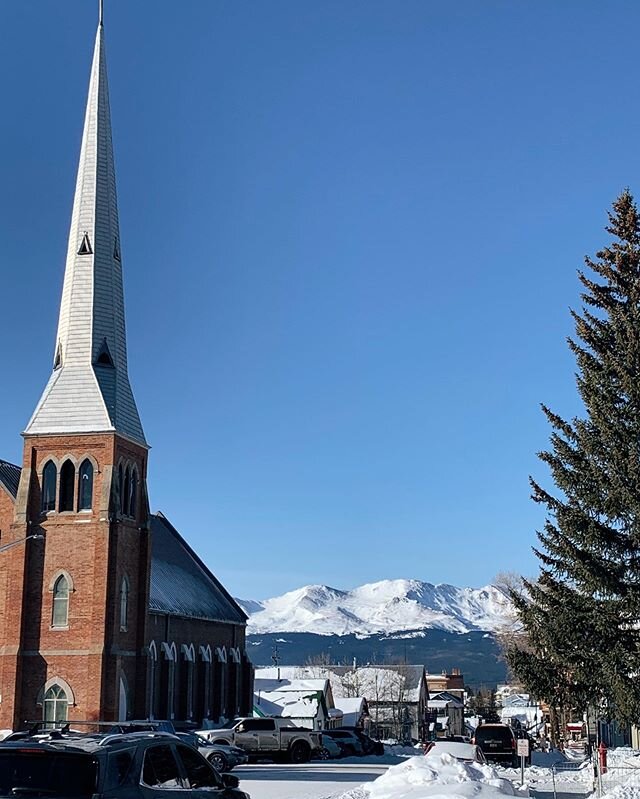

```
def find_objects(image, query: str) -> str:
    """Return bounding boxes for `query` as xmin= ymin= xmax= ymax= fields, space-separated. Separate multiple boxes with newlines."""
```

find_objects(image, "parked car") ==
xmin=335 ymin=727 xmax=384 ymax=756
xmin=315 ymin=735 xmax=343 ymax=760
xmin=472 ymin=723 xmax=519 ymax=767
xmin=0 ymin=730 xmax=250 ymax=798
xmin=197 ymin=717 xmax=323 ymax=763
xmin=176 ymin=731 xmax=248 ymax=772
xmin=321 ymin=729 xmax=365 ymax=757
xmin=424 ymin=740 xmax=486 ymax=764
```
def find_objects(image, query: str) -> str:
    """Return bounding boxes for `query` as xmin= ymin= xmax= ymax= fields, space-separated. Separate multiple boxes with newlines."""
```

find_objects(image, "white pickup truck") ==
xmin=198 ymin=717 xmax=323 ymax=763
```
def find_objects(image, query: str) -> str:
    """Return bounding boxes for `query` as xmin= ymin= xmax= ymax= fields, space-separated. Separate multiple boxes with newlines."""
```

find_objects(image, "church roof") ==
xmin=149 ymin=513 xmax=247 ymax=625
xmin=24 ymin=16 xmax=145 ymax=445
xmin=0 ymin=460 xmax=20 ymax=499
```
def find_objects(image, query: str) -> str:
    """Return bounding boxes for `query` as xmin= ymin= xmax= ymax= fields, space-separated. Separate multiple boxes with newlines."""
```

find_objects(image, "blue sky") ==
xmin=0 ymin=1 xmax=636 ymax=599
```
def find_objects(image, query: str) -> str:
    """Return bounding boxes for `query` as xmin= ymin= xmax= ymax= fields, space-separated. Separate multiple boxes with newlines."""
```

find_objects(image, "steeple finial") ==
xmin=99 ymin=0 xmax=104 ymax=27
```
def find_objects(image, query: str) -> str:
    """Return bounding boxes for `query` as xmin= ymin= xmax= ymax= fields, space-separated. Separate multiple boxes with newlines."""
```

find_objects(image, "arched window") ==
xmin=43 ymin=684 xmax=68 ymax=727
xmin=130 ymin=468 xmax=138 ymax=519
xmin=42 ymin=461 xmax=57 ymax=512
xmin=123 ymin=466 xmax=131 ymax=517
xmin=59 ymin=460 xmax=75 ymax=512
xmin=52 ymin=575 xmax=69 ymax=627
xmin=118 ymin=464 xmax=124 ymax=514
xmin=78 ymin=459 xmax=93 ymax=511
xmin=120 ymin=576 xmax=129 ymax=632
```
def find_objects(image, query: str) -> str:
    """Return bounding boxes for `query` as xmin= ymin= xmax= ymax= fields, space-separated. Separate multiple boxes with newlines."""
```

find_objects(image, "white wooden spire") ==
xmin=25 ymin=18 xmax=146 ymax=445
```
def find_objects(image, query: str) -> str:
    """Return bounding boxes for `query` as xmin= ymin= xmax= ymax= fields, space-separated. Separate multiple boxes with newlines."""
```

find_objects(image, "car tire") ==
xmin=289 ymin=741 xmax=311 ymax=763
xmin=209 ymin=752 xmax=228 ymax=772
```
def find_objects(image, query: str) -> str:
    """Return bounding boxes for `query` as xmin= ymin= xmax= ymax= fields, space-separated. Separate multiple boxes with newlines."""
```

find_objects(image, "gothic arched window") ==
xmin=43 ymin=684 xmax=68 ymax=727
xmin=123 ymin=466 xmax=131 ymax=517
xmin=42 ymin=461 xmax=57 ymax=512
xmin=78 ymin=459 xmax=93 ymax=511
xmin=52 ymin=575 xmax=69 ymax=627
xmin=130 ymin=468 xmax=138 ymax=519
xmin=120 ymin=575 xmax=129 ymax=632
xmin=59 ymin=460 xmax=75 ymax=512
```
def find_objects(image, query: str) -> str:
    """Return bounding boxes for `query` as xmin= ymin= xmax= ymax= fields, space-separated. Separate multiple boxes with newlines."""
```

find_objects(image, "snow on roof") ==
xmin=254 ymin=689 xmax=321 ymax=719
xmin=254 ymin=677 xmax=329 ymax=694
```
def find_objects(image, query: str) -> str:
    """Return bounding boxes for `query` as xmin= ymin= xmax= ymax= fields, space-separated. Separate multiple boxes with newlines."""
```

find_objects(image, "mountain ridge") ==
xmin=236 ymin=578 xmax=514 ymax=637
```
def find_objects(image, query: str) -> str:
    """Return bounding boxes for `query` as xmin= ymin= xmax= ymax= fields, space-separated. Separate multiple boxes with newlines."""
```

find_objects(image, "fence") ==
xmin=551 ymin=759 xmax=594 ymax=799
xmin=596 ymin=761 xmax=640 ymax=797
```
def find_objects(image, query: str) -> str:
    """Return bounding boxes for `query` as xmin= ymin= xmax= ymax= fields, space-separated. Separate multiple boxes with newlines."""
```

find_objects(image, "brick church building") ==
xmin=0 ymin=10 xmax=253 ymax=730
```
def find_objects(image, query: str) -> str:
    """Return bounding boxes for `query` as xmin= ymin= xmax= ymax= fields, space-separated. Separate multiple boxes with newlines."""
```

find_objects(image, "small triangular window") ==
xmin=95 ymin=338 xmax=114 ymax=368
xmin=114 ymin=238 xmax=121 ymax=262
xmin=78 ymin=232 xmax=93 ymax=255
xmin=53 ymin=342 xmax=62 ymax=370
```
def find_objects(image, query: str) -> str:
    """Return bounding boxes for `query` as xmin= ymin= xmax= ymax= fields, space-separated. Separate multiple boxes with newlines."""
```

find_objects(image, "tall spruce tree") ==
xmin=507 ymin=191 xmax=640 ymax=724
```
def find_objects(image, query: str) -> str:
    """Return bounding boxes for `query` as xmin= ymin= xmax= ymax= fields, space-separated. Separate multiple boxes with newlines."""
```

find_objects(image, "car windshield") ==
xmin=0 ymin=751 xmax=98 ymax=797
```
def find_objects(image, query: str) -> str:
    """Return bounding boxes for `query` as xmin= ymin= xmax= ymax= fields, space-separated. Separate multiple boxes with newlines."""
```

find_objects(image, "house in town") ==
xmin=428 ymin=691 xmax=464 ymax=737
xmin=253 ymin=674 xmax=336 ymax=730
xmin=327 ymin=664 xmax=429 ymax=742
xmin=425 ymin=669 xmax=465 ymax=703
xmin=333 ymin=697 xmax=369 ymax=728
xmin=0 ymin=9 xmax=253 ymax=729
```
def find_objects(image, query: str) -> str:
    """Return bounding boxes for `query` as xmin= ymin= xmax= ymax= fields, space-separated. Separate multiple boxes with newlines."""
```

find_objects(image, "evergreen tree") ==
xmin=507 ymin=191 xmax=640 ymax=724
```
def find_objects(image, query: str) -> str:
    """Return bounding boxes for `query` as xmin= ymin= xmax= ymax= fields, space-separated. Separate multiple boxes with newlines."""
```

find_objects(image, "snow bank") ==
xmin=599 ymin=785 xmax=640 ymax=799
xmin=335 ymin=751 xmax=528 ymax=799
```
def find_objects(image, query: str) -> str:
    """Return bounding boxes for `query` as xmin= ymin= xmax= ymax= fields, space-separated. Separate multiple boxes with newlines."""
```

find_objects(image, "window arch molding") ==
xmin=229 ymin=647 xmax=241 ymax=664
xmin=146 ymin=640 xmax=158 ymax=661
xmin=49 ymin=569 xmax=74 ymax=593
xmin=181 ymin=643 xmax=196 ymax=662
xmin=161 ymin=641 xmax=177 ymax=661
xmin=38 ymin=455 xmax=62 ymax=475
xmin=199 ymin=644 xmax=212 ymax=663
xmin=215 ymin=646 xmax=227 ymax=663
xmin=36 ymin=676 xmax=75 ymax=707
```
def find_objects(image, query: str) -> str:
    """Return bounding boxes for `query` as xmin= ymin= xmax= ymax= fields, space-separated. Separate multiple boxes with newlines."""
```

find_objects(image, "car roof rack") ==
xmin=97 ymin=731 xmax=178 ymax=747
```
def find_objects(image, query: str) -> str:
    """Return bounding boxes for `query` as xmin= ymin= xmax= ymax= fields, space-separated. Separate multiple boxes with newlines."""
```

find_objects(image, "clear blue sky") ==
xmin=0 ymin=1 xmax=634 ymax=599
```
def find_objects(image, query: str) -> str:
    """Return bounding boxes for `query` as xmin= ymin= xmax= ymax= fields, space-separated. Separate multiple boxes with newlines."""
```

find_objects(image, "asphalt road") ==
xmin=233 ymin=760 xmax=390 ymax=799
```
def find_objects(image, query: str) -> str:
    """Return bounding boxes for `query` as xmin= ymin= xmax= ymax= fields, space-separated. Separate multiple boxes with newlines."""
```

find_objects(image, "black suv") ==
xmin=472 ymin=723 xmax=518 ymax=767
xmin=0 ymin=730 xmax=250 ymax=798
xmin=336 ymin=727 xmax=384 ymax=756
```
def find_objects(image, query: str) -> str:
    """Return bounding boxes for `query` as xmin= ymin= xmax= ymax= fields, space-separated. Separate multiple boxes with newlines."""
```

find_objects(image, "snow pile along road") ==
xmin=335 ymin=751 xmax=529 ymax=799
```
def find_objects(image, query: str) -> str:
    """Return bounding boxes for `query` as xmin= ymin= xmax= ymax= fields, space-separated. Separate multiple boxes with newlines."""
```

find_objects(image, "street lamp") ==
xmin=0 ymin=533 xmax=44 ymax=554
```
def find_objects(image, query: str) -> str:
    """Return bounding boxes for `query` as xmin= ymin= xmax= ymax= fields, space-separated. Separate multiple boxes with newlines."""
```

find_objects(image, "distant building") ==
xmin=425 ymin=669 xmax=465 ymax=703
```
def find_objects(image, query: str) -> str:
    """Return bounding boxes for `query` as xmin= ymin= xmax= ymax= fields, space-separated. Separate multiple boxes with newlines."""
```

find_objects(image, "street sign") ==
xmin=517 ymin=738 xmax=530 ymax=757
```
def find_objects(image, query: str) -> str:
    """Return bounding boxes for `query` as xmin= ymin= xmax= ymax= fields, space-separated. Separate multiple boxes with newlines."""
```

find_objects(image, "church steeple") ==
xmin=25 ymin=13 xmax=146 ymax=446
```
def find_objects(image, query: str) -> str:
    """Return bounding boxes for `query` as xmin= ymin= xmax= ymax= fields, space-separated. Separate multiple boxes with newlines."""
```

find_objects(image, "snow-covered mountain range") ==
xmin=235 ymin=579 xmax=514 ymax=637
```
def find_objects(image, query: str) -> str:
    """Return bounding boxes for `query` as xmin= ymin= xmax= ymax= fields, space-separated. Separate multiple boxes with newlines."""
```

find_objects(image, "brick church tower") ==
xmin=0 ymin=9 xmax=151 ymax=728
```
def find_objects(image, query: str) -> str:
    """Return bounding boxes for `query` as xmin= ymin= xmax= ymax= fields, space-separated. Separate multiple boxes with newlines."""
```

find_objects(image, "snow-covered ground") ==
xmin=237 ymin=745 xmax=640 ymax=799
xmin=239 ymin=750 xmax=529 ymax=799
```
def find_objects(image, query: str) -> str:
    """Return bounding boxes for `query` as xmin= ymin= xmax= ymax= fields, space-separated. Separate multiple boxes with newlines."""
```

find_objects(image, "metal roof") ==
xmin=149 ymin=513 xmax=247 ymax=625
xmin=0 ymin=460 xmax=21 ymax=499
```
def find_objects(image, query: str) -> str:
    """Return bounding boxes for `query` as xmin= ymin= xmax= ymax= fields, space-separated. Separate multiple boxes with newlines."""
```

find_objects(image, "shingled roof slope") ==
xmin=0 ymin=460 xmax=21 ymax=499
xmin=149 ymin=512 xmax=247 ymax=625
